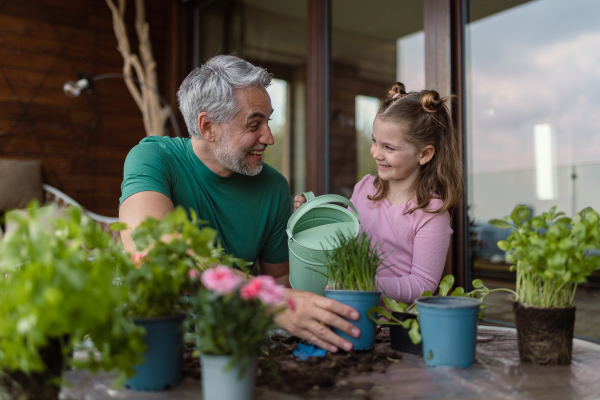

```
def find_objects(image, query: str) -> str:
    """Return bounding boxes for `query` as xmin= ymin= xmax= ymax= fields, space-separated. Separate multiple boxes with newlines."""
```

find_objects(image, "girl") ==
xmin=294 ymin=82 xmax=464 ymax=303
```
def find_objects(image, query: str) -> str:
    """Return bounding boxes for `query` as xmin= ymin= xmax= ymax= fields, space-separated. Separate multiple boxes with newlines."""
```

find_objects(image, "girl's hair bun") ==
xmin=421 ymin=90 xmax=442 ymax=112
xmin=387 ymin=82 xmax=406 ymax=100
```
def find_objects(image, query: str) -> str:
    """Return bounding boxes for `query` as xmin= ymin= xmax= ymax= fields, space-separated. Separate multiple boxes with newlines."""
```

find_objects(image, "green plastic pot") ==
xmin=287 ymin=192 xmax=360 ymax=295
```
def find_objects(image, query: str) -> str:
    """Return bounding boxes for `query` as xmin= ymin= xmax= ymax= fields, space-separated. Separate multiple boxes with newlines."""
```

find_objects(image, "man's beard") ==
xmin=214 ymin=128 xmax=264 ymax=176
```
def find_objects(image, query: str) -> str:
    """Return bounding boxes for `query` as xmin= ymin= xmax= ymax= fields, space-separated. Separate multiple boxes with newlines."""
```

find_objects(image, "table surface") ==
xmin=60 ymin=326 xmax=600 ymax=400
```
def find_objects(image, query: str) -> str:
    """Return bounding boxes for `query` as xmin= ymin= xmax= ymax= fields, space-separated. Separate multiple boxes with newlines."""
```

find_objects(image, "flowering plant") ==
xmin=111 ymin=206 xmax=249 ymax=318
xmin=189 ymin=266 xmax=292 ymax=374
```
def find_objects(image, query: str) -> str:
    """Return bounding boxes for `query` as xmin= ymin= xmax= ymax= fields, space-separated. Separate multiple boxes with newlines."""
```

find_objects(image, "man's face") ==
xmin=213 ymin=88 xmax=274 ymax=176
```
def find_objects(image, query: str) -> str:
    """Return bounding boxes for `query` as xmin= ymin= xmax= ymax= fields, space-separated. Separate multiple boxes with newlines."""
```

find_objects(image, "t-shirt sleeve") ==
xmin=258 ymin=177 xmax=292 ymax=264
xmin=376 ymin=209 xmax=452 ymax=303
xmin=119 ymin=142 xmax=174 ymax=206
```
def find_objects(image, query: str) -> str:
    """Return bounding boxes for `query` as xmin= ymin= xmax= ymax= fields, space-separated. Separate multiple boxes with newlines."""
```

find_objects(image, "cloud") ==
xmin=468 ymin=25 xmax=600 ymax=174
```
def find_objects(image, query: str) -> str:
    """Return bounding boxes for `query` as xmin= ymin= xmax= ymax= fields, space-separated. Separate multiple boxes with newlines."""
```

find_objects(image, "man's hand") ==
xmin=293 ymin=194 xmax=307 ymax=212
xmin=275 ymin=289 xmax=360 ymax=352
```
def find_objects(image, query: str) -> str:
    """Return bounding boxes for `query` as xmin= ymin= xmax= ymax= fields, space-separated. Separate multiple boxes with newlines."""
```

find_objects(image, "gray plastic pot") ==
xmin=200 ymin=354 xmax=258 ymax=400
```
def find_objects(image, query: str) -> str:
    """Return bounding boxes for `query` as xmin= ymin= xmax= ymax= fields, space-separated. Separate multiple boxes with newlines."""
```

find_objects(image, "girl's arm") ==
xmin=376 ymin=212 xmax=452 ymax=303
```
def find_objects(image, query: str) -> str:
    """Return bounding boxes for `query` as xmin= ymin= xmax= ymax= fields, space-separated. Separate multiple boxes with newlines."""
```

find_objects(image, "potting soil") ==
xmin=183 ymin=327 xmax=403 ymax=397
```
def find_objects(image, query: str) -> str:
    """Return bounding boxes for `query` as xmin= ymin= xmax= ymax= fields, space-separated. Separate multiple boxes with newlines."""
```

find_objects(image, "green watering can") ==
xmin=286 ymin=192 xmax=360 ymax=296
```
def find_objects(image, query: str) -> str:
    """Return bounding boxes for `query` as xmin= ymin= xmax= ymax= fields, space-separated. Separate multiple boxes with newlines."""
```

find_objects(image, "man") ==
xmin=119 ymin=55 xmax=360 ymax=352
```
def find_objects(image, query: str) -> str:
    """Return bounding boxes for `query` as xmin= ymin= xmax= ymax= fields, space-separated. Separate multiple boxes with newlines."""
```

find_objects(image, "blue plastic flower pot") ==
xmin=325 ymin=290 xmax=381 ymax=351
xmin=125 ymin=314 xmax=185 ymax=391
xmin=201 ymin=354 xmax=257 ymax=400
xmin=415 ymin=296 xmax=481 ymax=368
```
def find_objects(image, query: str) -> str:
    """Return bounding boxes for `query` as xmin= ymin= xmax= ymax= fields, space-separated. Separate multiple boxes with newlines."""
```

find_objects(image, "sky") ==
xmin=467 ymin=0 xmax=600 ymax=174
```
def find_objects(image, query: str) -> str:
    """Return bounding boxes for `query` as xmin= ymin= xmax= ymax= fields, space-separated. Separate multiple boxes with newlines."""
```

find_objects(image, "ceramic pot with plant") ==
xmin=488 ymin=204 xmax=600 ymax=365
xmin=189 ymin=266 xmax=290 ymax=400
xmin=0 ymin=202 xmax=146 ymax=400
xmin=322 ymin=230 xmax=384 ymax=351
xmin=112 ymin=207 xmax=247 ymax=391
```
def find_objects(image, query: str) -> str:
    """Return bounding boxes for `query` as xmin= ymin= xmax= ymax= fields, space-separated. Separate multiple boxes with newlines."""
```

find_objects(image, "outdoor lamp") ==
xmin=62 ymin=72 xmax=182 ymax=137
xmin=63 ymin=73 xmax=94 ymax=98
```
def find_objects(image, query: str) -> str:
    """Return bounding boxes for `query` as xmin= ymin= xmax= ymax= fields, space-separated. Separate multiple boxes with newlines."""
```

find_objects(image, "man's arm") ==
xmin=259 ymin=260 xmax=290 ymax=288
xmin=119 ymin=191 xmax=175 ymax=253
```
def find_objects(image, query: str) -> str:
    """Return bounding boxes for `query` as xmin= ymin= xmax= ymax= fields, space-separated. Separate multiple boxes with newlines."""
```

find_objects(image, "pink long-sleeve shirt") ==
xmin=350 ymin=175 xmax=453 ymax=304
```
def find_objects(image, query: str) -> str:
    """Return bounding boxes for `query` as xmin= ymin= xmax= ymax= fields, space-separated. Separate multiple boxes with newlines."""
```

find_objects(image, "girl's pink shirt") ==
xmin=350 ymin=175 xmax=453 ymax=303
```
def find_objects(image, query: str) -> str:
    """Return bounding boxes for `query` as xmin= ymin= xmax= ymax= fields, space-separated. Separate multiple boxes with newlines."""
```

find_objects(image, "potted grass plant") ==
xmin=111 ymin=206 xmax=247 ymax=391
xmin=0 ymin=202 xmax=145 ymax=400
xmin=189 ymin=266 xmax=291 ymax=400
xmin=488 ymin=204 xmax=600 ymax=365
xmin=321 ymin=230 xmax=385 ymax=351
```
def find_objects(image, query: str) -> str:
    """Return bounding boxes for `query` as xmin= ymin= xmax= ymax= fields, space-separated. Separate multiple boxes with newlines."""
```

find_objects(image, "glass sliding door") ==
xmin=466 ymin=0 xmax=600 ymax=339
xmin=330 ymin=0 xmax=424 ymax=197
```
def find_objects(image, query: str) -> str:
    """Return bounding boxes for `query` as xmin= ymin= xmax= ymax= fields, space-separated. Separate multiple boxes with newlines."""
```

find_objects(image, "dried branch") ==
xmin=105 ymin=0 xmax=171 ymax=137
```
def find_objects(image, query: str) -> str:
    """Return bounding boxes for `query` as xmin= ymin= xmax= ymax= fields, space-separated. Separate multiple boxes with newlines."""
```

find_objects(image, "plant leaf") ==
xmin=488 ymin=219 xmax=512 ymax=230
xmin=383 ymin=297 xmax=407 ymax=312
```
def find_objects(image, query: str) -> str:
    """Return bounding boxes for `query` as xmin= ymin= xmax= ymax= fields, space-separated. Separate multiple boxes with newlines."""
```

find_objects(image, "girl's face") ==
xmin=370 ymin=117 xmax=433 ymax=185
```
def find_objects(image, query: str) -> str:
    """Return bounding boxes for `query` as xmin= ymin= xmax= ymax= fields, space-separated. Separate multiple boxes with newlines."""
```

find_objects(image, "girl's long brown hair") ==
xmin=368 ymin=82 xmax=464 ymax=214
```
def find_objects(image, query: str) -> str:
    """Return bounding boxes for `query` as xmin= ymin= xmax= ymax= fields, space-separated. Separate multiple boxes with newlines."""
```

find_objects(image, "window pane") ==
xmin=355 ymin=95 xmax=380 ymax=181
xmin=466 ymin=0 xmax=600 ymax=339
xmin=264 ymin=79 xmax=289 ymax=180
xmin=331 ymin=0 xmax=424 ymax=197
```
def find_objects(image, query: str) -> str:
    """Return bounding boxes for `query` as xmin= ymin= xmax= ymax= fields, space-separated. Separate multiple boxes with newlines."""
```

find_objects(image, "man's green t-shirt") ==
xmin=120 ymin=136 xmax=292 ymax=264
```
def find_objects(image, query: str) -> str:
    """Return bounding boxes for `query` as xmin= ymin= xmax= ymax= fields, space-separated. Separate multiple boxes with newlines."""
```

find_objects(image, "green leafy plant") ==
xmin=0 ymin=202 xmax=146 ymax=387
xmin=111 ymin=206 xmax=250 ymax=318
xmin=368 ymin=275 xmax=495 ymax=344
xmin=189 ymin=266 xmax=289 ymax=377
xmin=322 ymin=230 xmax=385 ymax=291
xmin=489 ymin=205 xmax=600 ymax=308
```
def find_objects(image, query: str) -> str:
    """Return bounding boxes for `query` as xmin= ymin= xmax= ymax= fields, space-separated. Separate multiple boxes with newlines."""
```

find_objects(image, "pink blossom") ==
xmin=131 ymin=251 xmax=148 ymax=268
xmin=188 ymin=269 xmax=200 ymax=280
xmin=255 ymin=275 xmax=286 ymax=305
xmin=287 ymin=297 xmax=296 ymax=311
xmin=201 ymin=265 xmax=242 ymax=295
xmin=240 ymin=278 xmax=262 ymax=300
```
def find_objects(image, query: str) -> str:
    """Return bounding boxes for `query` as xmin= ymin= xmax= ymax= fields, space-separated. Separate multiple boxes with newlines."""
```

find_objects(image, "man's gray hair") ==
xmin=177 ymin=55 xmax=273 ymax=139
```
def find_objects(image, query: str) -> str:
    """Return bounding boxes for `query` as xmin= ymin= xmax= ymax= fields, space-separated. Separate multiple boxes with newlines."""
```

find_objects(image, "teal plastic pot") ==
xmin=415 ymin=296 xmax=481 ymax=368
xmin=287 ymin=192 xmax=360 ymax=296
xmin=325 ymin=290 xmax=381 ymax=350
xmin=200 ymin=354 xmax=257 ymax=400
xmin=125 ymin=314 xmax=185 ymax=391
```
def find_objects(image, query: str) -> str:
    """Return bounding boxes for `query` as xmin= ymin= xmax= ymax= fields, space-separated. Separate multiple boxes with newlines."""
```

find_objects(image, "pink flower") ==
xmin=201 ymin=265 xmax=242 ymax=295
xmin=254 ymin=275 xmax=286 ymax=305
xmin=131 ymin=251 xmax=148 ymax=268
xmin=188 ymin=269 xmax=200 ymax=280
xmin=240 ymin=278 xmax=262 ymax=300
xmin=287 ymin=297 xmax=296 ymax=311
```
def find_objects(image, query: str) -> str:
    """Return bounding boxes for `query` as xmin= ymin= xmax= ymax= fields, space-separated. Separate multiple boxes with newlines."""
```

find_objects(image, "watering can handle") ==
xmin=286 ymin=193 xmax=358 ymax=240
xmin=302 ymin=192 xmax=316 ymax=202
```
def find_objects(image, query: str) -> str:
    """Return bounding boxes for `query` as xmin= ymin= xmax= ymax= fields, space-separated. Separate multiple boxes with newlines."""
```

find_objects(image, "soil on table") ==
xmin=183 ymin=327 xmax=403 ymax=398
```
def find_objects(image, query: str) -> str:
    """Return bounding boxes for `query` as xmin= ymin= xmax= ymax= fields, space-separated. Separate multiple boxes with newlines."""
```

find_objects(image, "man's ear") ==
xmin=419 ymin=145 xmax=435 ymax=165
xmin=198 ymin=112 xmax=216 ymax=142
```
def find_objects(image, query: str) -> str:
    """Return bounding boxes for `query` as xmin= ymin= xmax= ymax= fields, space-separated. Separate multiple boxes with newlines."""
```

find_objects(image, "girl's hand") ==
xmin=293 ymin=194 xmax=307 ymax=212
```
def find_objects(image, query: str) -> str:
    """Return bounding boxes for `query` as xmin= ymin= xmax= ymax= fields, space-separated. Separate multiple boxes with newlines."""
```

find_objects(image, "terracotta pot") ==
xmin=513 ymin=302 xmax=575 ymax=365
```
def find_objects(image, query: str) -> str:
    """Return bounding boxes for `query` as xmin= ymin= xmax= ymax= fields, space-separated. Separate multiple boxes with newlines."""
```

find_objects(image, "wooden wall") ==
xmin=0 ymin=0 xmax=179 ymax=217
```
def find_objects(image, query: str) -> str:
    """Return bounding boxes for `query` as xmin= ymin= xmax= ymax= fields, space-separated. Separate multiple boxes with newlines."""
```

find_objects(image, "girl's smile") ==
xmin=370 ymin=117 xmax=423 ymax=183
